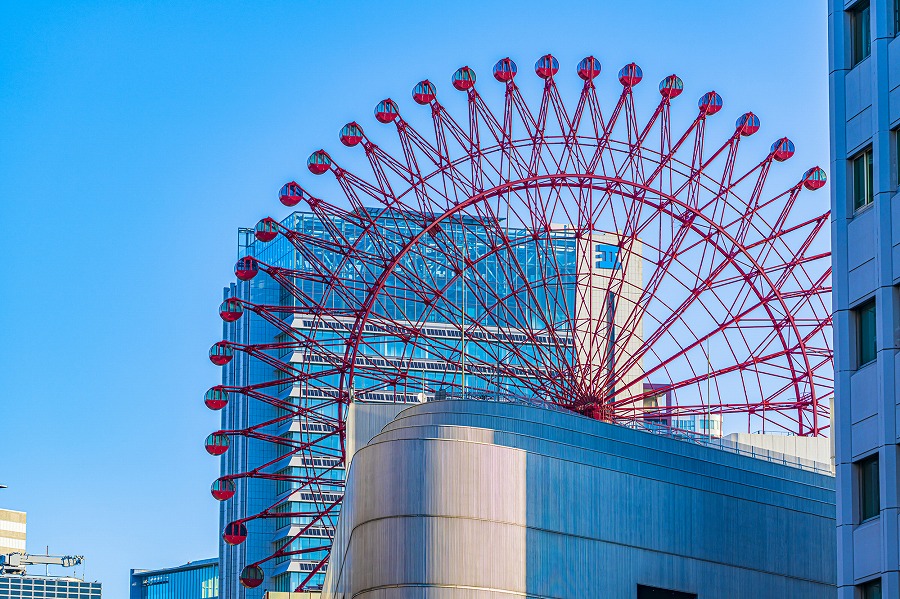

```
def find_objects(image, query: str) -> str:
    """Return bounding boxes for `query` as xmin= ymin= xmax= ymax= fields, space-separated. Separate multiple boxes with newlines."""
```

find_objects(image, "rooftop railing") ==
xmin=423 ymin=391 xmax=834 ymax=475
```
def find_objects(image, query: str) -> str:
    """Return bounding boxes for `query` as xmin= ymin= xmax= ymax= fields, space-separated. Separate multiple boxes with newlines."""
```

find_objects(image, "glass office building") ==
xmin=129 ymin=558 xmax=218 ymax=599
xmin=219 ymin=210 xmax=641 ymax=596
xmin=0 ymin=576 xmax=101 ymax=599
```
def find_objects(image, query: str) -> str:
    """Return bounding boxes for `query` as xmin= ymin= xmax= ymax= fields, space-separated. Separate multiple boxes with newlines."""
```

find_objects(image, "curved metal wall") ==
xmin=324 ymin=400 xmax=836 ymax=598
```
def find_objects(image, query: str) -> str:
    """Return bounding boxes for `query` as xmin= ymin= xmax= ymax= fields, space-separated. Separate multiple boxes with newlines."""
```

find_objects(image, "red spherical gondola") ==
xmin=803 ymin=167 xmax=827 ymax=190
xmin=452 ymin=66 xmax=476 ymax=91
xmin=374 ymin=99 xmax=400 ymax=123
xmin=577 ymin=56 xmax=601 ymax=80
xmin=493 ymin=57 xmax=517 ymax=82
xmin=234 ymin=256 xmax=259 ymax=281
xmin=204 ymin=386 xmax=229 ymax=410
xmin=771 ymin=137 xmax=796 ymax=162
xmin=659 ymin=74 xmax=684 ymax=98
xmin=698 ymin=91 xmax=723 ymax=115
xmin=218 ymin=298 xmax=243 ymax=322
xmin=223 ymin=521 xmax=248 ymax=545
xmin=208 ymin=341 xmax=233 ymax=366
xmin=254 ymin=217 xmax=278 ymax=243
xmin=534 ymin=54 xmax=559 ymax=79
xmin=736 ymin=112 xmax=760 ymax=136
xmin=211 ymin=477 xmax=236 ymax=501
xmin=618 ymin=63 xmax=642 ymax=87
xmin=307 ymin=150 xmax=332 ymax=175
xmin=412 ymin=80 xmax=436 ymax=105
xmin=239 ymin=565 xmax=264 ymax=589
xmin=204 ymin=433 xmax=230 ymax=456
xmin=340 ymin=122 xmax=364 ymax=147
xmin=279 ymin=181 xmax=305 ymax=207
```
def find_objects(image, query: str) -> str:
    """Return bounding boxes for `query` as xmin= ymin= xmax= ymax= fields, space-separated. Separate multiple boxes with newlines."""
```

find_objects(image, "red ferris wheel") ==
xmin=206 ymin=55 xmax=832 ymax=591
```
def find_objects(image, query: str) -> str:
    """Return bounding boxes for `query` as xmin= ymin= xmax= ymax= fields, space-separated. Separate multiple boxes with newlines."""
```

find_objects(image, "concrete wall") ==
xmin=830 ymin=0 xmax=900 ymax=595
xmin=324 ymin=400 xmax=836 ymax=599
xmin=0 ymin=509 xmax=26 ymax=556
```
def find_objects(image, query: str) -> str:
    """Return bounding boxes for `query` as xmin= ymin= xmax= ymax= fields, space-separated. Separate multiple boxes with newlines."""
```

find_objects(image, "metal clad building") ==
xmin=129 ymin=558 xmax=218 ymax=599
xmin=323 ymin=400 xmax=836 ymax=598
xmin=829 ymin=0 xmax=900 ymax=596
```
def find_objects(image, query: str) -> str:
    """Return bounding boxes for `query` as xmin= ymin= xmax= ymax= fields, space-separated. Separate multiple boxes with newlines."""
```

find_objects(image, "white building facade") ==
xmin=830 ymin=1 xmax=900 ymax=596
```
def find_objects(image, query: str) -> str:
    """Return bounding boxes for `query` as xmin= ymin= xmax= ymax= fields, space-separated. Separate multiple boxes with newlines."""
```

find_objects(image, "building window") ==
xmin=853 ymin=147 xmax=874 ymax=210
xmin=858 ymin=454 xmax=880 ymax=522
xmin=895 ymin=129 xmax=900 ymax=190
xmin=636 ymin=585 xmax=697 ymax=599
xmin=852 ymin=1 xmax=871 ymax=65
xmin=856 ymin=299 xmax=877 ymax=367
xmin=895 ymin=0 xmax=900 ymax=36
xmin=859 ymin=578 xmax=882 ymax=599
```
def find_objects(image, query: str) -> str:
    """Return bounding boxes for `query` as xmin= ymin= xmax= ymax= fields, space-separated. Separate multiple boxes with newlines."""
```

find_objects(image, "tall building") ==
xmin=0 ymin=511 xmax=25 ymax=557
xmin=219 ymin=211 xmax=644 ymax=596
xmin=830 ymin=0 xmax=900 ymax=596
xmin=130 ymin=558 xmax=218 ymax=599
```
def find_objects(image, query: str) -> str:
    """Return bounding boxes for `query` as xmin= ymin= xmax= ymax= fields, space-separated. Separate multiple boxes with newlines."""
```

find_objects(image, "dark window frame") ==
xmin=894 ymin=128 xmax=900 ymax=191
xmin=637 ymin=585 xmax=697 ymax=599
xmin=858 ymin=453 xmax=880 ymax=523
xmin=853 ymin=146 xmax=874 ymax=211
xmin=895 ymin=0 xmax=900 ymax=36
xmin=856 ymin=298 xmax=877 ymax=367
xmin=851 ymin=0 xmax=872 ymax=66
xmin=859 ymin=578 xmax=882 ymax=599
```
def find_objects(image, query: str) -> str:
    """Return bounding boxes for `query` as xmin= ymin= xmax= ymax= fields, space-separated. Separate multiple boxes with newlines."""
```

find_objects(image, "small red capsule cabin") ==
xmin=452 ymin=66 xmax=476 ymax=91
xmin=698 ymin=91 xmax=723 ymax=116
xmin=340 ymin=122 xmax=364 ymax=146
xmin=204 ymin=386 xmax=229 ymax=410
xmin=205 ymin=433 xmax=230 ymax=456
xmin=239 ymin=565 xmax=264 ymax=588
xmin=307 ymin=150 xmax=332 ymax=175
xmin=736 ymin=112 xmax=760 ymax=136
xmin=618 ymin=63 xmax=643 ymax=87
xmin=492 ymin=58 xmax=517 ymax=82
xmin=577 ymin=56 xmax=601 ymax=80
xmin=771 ymin=137 xmax=795 ymax=162
xmin=208 ymin=341 xmax=233 ymax=366
xmin=223 ymin=521 xmax=248 ymax=545
xmin=211 ymin=477 xmax=236 ymax=501
xmin=374 ymin=99 xmax=399 ymax=123
xmin=534 ymin=54 xmax=559 ymax=79
xmin=412 ymin=80 xmax=436 ymax=104
xmin=254 ymin=217 xmax=278 ymax=243
xmin=218 ymin=298 xmax=243 ymax=322
xmin=659 ymin=74 xmax=684 ymax=99
xmin=234 ymin=256 xmax=259 ymax=281
xmin=803 ymin=167 xmax=827 ymax=190
xmin=278 ymin=181 xmax=305 ymax=207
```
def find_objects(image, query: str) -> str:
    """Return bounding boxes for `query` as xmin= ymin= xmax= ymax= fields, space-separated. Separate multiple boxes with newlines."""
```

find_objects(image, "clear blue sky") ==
xmin=0 ymin=1 xmax=829 ymax=597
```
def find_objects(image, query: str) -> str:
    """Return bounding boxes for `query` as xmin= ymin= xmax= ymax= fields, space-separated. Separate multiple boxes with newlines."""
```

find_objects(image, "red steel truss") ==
xmin=206 ymin=55 xmax=832 ymax=591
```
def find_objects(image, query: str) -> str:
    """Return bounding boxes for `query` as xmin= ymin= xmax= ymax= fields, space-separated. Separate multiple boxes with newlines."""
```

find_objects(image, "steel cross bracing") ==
xmin=206 ymin=55 xmax=832 ymax=592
